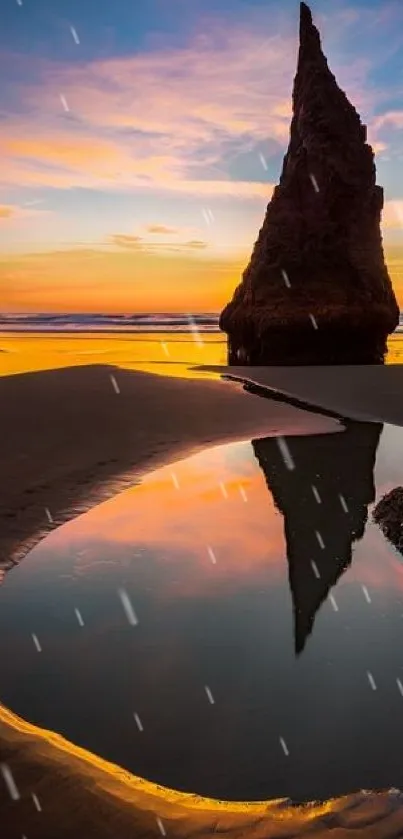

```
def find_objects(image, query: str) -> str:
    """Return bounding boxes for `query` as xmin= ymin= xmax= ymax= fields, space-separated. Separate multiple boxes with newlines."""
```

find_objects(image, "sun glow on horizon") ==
xmin=1 ymin=242 xmax=403 ymax=313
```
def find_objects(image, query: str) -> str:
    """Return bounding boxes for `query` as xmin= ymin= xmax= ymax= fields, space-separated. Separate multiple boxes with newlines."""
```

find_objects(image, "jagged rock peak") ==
xmin=297 ymin=2 xmax=326 ymax=77
xmin=294 ymin=0 xmax=363 ymax=147
xmin=299 ymin=2 xmax=314 ymax=37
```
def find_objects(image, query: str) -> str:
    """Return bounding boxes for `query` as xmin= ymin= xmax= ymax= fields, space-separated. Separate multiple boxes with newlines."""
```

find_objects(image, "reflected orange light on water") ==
xmin=1 ymin=331 xmax=402 ymax=379
xmin=0 ymin=332 xmax=226 ymax=379
xmin=46 ymin=443 xmax=286 ymax=597
xmin=34 ymin=434 xmax=403 ymax=605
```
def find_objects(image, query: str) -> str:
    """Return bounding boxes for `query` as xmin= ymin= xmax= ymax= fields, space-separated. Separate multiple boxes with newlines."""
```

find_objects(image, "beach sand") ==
xmin=201 ymin=364 xmax=403 ymax=426
xmin=2 ymin=361 xmax=403 ymax=837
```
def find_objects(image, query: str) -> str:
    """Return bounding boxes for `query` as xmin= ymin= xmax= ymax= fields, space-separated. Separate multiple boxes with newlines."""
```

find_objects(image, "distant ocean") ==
xmin=0 ymin=314 xmax=220 ymax=333
xmin=1 ymin=312 xmax=403 ymax=333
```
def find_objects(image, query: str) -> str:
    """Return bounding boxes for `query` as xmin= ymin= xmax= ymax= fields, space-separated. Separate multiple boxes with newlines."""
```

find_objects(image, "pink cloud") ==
xmin=0 ymin=21 xmax=296 ymax=196
xmin=0 ymin=5 xmax=399 ymax=206
xmin=383 ymin=201 xmax=403 ymax=230
xmin=372 ymin=111 xmax=403 ymax=132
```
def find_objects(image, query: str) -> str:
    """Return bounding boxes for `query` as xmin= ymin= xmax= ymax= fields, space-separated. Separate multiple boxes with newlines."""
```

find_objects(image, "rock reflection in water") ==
xmin=252 ymin=421 xmax=383 ymax=653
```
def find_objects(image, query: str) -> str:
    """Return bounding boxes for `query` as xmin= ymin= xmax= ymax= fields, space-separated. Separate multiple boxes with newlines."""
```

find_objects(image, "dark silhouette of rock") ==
xmin=252 ymin=420 xmax=382 ymax=653
xmin=220 ymin=2 xmax=399 ymax=365
xmin=373 ymin=487 xmax=403 ymax=553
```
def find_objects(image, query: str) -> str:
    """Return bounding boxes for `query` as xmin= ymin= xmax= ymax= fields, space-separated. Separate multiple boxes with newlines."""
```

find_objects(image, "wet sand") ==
xmin=201 ymin=364 xmax=403 ymax=426
xmin=1 ymin=362 xmax=402 ymax=838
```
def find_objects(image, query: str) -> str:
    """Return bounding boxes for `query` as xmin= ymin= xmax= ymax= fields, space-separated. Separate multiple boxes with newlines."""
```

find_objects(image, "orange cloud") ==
xmin=107 ymin=234 xmax=208 ymax=253
xmin=2 ymin=135 xmax=123 ymax=168
xmin=0 ymin=202 xmax=51 ymax=222
xmin=0 ymin=131 xmax=178 ymax=188
xmin=0 ymin=206 xmax=14 ymax=219
xmin=108 ymin=234 xmax=143 ymax=249
xmin=372 ymin=141 xmax=387 ymax=154
xmin=183 ymin=240 xmax=207 ymax=249
xmin=147 ymin=225 xmax=179 ymax=235
xmin=0 ymin=126 xmax=273 ymax=198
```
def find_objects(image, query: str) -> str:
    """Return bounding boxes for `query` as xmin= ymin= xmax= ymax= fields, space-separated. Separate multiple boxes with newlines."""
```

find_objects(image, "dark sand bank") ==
xmin=0 ymin=364 xmax=339 ymax=569
xmin=199 ymin=364 xmax=403 ymax=426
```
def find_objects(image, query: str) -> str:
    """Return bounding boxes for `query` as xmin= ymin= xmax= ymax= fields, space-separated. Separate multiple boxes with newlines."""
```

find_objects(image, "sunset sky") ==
xmin=1 ymin=0 xmax=403 ymax=312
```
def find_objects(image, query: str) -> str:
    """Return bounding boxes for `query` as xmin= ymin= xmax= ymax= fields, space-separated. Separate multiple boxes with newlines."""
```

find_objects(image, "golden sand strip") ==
xmin=2 ymin=701 xmax=402 ymax=839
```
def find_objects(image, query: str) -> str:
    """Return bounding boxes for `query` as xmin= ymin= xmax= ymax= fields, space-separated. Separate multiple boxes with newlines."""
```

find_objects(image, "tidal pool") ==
xmin=1 ymin=419 xmax=403 ymax=803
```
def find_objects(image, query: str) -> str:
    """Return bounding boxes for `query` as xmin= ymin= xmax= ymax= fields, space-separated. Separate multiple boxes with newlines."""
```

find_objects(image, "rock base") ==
xmin=228 ymin=326 xmax=388 ymax=366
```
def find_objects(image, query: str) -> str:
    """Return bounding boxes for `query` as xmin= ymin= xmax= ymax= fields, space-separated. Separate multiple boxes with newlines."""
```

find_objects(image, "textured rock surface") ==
xmin=373 ymin=487 xmax=403 ymax=553
xmin=220 ymin=2 xmax=399 ymax=365
xmin=253 ymin=420 xmax=382 ymax=653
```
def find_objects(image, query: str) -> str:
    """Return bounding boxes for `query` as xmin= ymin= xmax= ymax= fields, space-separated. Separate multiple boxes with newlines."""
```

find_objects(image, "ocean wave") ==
xmin=2 ymin=312 xmax=403 ymax=334
xmin=0 ymin=313 xmax=221 ymax=333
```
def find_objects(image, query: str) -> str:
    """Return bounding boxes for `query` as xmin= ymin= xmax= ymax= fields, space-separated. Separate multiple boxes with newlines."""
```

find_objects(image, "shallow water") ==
xmin=1 ymin=420 xmax=403 ymax=802
xmin=0 ymin=329 xmax=402 ymax=378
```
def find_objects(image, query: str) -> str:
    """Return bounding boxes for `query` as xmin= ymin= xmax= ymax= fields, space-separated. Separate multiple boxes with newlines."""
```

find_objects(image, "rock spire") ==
xmin=220 ymin=2 xmax=399 ymax=364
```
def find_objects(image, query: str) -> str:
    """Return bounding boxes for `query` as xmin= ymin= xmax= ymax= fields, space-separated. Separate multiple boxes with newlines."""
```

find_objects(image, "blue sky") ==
xmin=1 ymin=0 xmax=403 ymax=310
